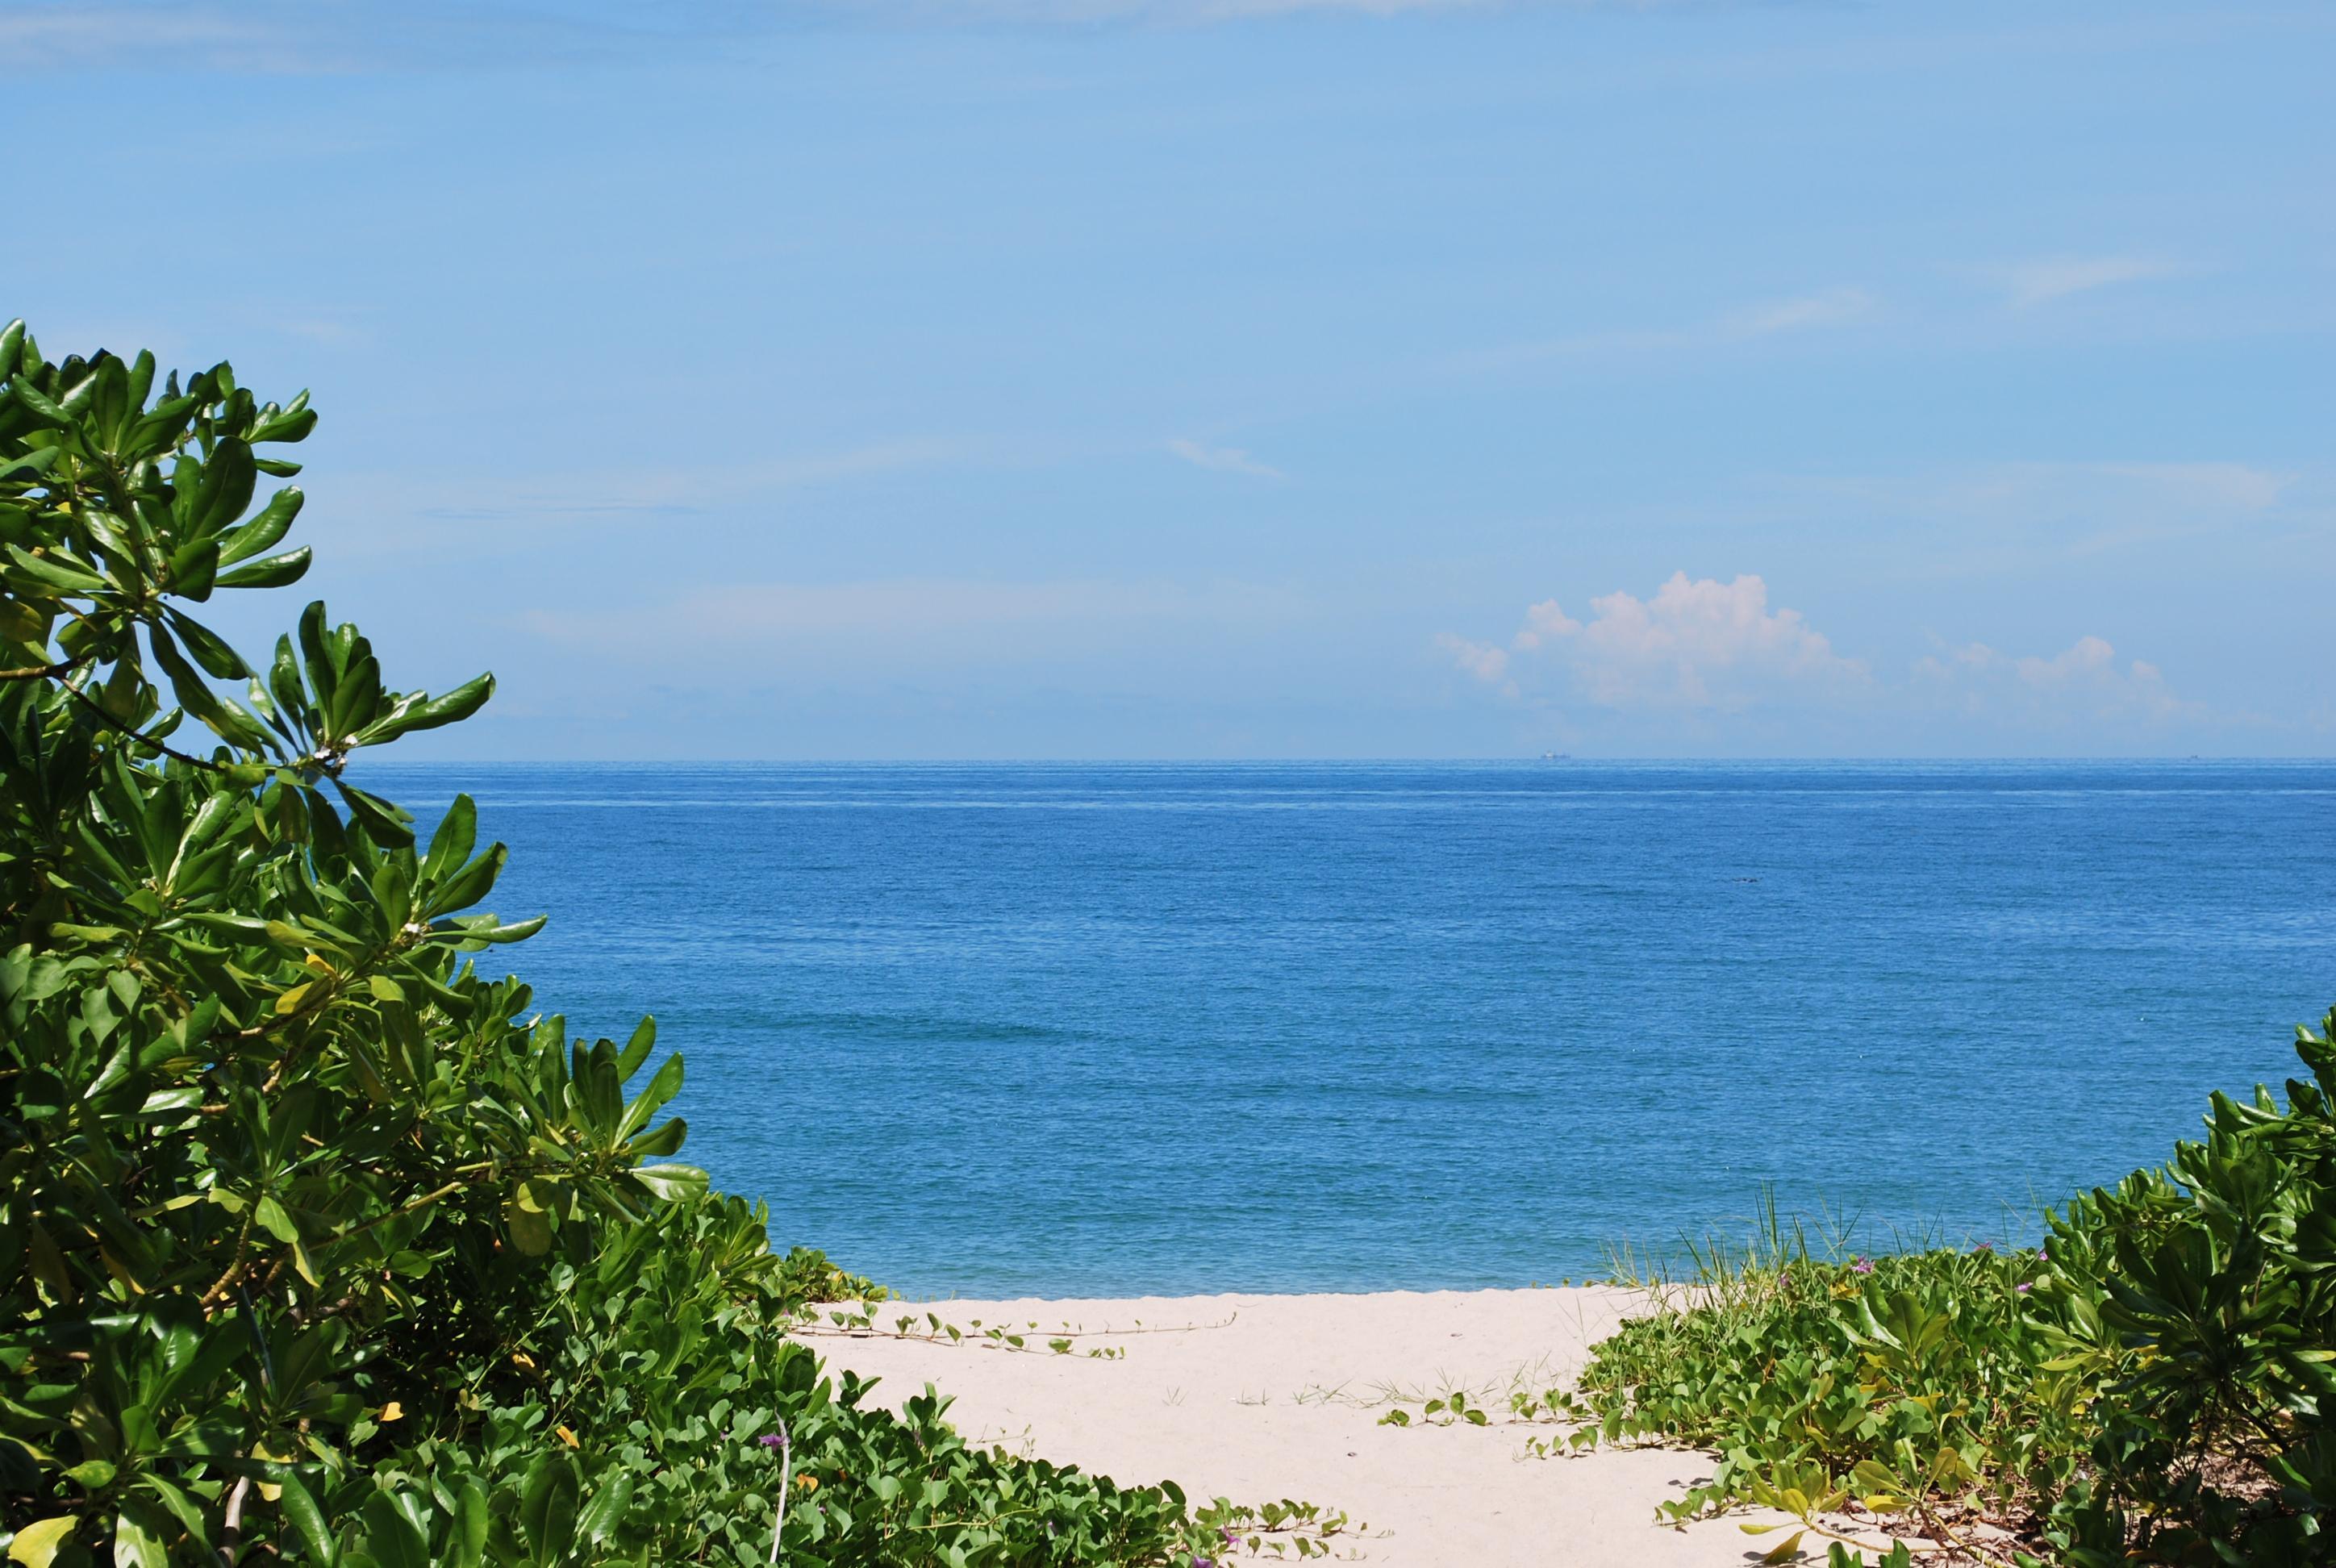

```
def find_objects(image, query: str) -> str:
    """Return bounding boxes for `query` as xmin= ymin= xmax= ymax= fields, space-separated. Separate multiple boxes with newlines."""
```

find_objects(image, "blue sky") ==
xmin=10 ymin=1 xmax=2332 ymax=757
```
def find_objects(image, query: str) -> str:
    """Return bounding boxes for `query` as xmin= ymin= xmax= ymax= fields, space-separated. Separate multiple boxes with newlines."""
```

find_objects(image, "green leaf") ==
xmin=163 ymin=608 xmax=250 ymax=679
xmin=189 ymin=437 xmax=257 ymax=536
xmin=615 ymin=1015 xmax=657 ymax=1077
xmin=630 ymin=1164 xmax=707 ymax=1202
xmin=333 ymin=782 xmax=414 ymax=848
xmin=504 ymin=1181 xmax=555 ymax=1256
xmin=421 ymin=794 xmax=478 ymax=883
xmin=577 ymin=1470 xmax=633 ymax=1545
xmin=214 ymin=546 xmax=312 ymax=590
xmin=274 ymin=1473 xmax=337 ymax=1566
xmin=615 ymin=1052 xmax=684 ymax=1143
xmin=6 ymin=1517 xmax=77 ymax=1567
xmin=359 ymin=1493 xmax=429 ymax=1568
xmin=255 ymin=1194 xmax=298 ymax=1242
xmin=6 ymin=544 xmax=109 ymax=594
xmin=110 ymin=1497 xmax=168 ymax=1568
xmin=215 ymin=486 xmax=302 ymax=565
xmin=452 ymin=1481 xmax=488 ymax=1568
xmin=147 ymin=623 xmax=273 ymax=753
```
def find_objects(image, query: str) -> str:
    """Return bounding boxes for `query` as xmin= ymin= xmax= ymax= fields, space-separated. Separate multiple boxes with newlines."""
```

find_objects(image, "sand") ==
xmin=793 ymin=1287 xmax=1899 ymax=1566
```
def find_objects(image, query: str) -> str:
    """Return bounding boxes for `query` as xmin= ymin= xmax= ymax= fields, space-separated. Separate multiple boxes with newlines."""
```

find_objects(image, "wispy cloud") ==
xmin=2088 ymin=461 xmax=2288 ymax=511
xmin=1167 ymin=438 xmax=1285 ymax=480
xmin=1722 ymin=286 xmax=1876 ymax=337
xmin=0 ymin=6 xmax=269 ymax=69
xmin=521 ymin=576 xmax=1299 ymax=668
xmin=1457 ymin=284 xmax=1879 ymax=372
xmin=399 ymin=439 xmax=980 ymax=523
xmin=0 ymin=2 xmax=696 ymax=73
xmin=823 ymin=0 xmax=1562 ymax=21
xmin=7 ymin=0 xmax=1691 ymax=72
xmin=1764 ymin=461 xmax=2299 ymax=569
xmin=1992 ymin=255 xmax=2185 ymax=308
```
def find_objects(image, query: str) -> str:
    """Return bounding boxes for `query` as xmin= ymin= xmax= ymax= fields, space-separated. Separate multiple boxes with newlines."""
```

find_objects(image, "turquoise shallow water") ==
xmin=369 ymin=761 xmax=2336 ymax=1295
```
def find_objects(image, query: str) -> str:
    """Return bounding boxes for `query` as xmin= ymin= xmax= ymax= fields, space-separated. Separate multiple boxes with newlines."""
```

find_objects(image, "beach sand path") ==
xmin=795 ymin=1287 xmax=1894 ymax=1566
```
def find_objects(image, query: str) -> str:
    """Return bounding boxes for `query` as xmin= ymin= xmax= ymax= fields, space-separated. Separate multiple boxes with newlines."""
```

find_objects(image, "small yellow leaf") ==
xmin=8 ymin=1517 xmax=77 ymax=1566
xmin=797 ymin=1474 xmax=819 ymax=1492
xmin=511 ymin=1352 xmax=536 ymax=1370
xmin=273 ymin=981 xmax=313 ymax=1015
xmin=557 ymin=1425 xmax=578 ymax=1449
xmin=379 ymin=1401 xmax=403 ymax=1423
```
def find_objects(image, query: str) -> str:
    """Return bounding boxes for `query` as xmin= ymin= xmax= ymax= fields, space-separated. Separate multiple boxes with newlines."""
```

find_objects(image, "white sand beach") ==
xmin=797 ymin=1287 xmax=1896 ymax=1566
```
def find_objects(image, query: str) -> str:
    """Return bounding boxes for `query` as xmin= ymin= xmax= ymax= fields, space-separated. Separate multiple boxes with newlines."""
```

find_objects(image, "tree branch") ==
xmin=0 ymin=652 xmax=92 ymax=682
xmin=60 ymin=679 xmax=236 ymax=774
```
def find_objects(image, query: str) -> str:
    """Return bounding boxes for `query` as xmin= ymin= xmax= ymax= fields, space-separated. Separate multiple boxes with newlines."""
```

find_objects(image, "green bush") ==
xmin=1558 ymin=1220 xmax=2081 ymax=1562
xmin=2034 ymin=1012 xmax=2336 ymax=1566
xmin=1556 ymin=1013 xmax=2336 ymax=1566
xmin=0 ymin=323 xmax=1218 ymax=1565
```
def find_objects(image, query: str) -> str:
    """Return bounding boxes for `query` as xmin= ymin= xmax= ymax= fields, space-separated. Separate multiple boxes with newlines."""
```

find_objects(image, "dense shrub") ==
xmin=1554 ymin=1012 xmax=2336 ymax=1566
xmin=0 ymin=323 xmax=1217 ymax=1566
xmin=2035 ymin=1014 xmax=2336 ymax=1566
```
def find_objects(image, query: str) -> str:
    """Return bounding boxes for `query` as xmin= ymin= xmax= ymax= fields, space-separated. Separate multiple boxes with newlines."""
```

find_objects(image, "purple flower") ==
xmin=757 ymin=1433 xmax=786 ymax=1449
xmin=1851 ymin=1257 xmax=1873 ymax=1274
xmin=2015 ymin=1282 xmax=2032 ymax=1295
xmin=1974 ymin=1242 xmax=1993 ymax=1254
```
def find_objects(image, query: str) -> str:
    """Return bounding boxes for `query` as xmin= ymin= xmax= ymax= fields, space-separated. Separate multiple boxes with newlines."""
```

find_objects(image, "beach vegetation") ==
xmin=1449 ymin=1015 xmax=2336 ymax=1566
xmin=0 ymin=323 xmax=1244 ymax=1566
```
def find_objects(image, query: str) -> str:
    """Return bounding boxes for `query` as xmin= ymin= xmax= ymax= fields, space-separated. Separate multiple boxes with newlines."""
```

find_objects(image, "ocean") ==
xmin=367 ymin=761 xmax=2336 ymax=1296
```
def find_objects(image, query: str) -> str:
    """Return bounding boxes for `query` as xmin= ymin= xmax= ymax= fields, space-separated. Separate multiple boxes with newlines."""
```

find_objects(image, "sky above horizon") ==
xmin=10 ymin=0 xmax=2332 ymax=758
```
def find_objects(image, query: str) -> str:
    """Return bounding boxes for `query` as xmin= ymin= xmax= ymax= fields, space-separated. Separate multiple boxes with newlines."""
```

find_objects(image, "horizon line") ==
xmin=357 ymin=754 xmax=2336 ymax=766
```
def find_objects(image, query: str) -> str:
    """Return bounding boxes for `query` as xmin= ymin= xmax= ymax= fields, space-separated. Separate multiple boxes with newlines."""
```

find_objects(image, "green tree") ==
xmin=0 ymin=323 xmax=1213 ymax=1566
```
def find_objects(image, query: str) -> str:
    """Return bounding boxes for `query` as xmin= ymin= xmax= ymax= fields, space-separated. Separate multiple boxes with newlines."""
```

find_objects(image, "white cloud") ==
xmin=1913 ymin=635 xmax=2191 ymax=724
xmin=1723 ymin=287 xmax=1876 ymax=338
xmin=1434 ymin=633 xmax=1510 ymax=685
xmin=1445 ymin=575 xmax=2205 ymax=736
xmin=1511 ymin=598 xmax=1583 ymax=649
xmin=1168 ymin=438 xmax=1285 ymax=480
xmin=1992 ymin=255 xmax=2184 ymax=308
xmin=1449 ymin=572 xmax=1862 ymax=709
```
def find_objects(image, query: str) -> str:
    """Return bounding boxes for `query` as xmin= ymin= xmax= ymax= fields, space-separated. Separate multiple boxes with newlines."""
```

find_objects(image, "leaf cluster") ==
xmin=1556 ymin=1012 xmax=2336 ymax=1566
xmin=2033 ymin=1011 xmax=2336 ymax=1566
xmin=0 ymin=324 xmax=1224 ymax=1566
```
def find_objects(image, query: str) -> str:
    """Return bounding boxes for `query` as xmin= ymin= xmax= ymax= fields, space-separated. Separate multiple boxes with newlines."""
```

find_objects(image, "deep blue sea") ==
xmin=368 ymin=761 xmax=2336 ymax=1296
